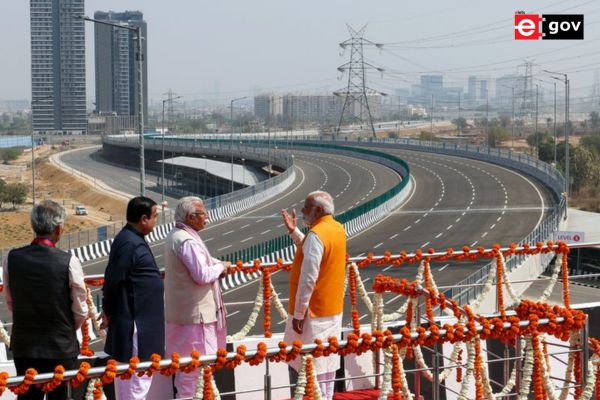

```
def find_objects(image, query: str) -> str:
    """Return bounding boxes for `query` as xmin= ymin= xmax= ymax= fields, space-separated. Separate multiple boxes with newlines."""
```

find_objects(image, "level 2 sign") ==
xmin=554 ymin=231 xmax=585 ymax=244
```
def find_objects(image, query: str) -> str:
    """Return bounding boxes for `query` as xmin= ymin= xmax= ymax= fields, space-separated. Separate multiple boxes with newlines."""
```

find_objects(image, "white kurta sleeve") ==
xmin=293 ymin=232 xmax=324 ymax=320
xmin=290 ymin=227 xmax=305 ymax=247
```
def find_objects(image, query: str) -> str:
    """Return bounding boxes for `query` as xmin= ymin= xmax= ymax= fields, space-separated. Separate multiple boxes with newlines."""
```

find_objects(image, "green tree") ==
xmin=452 ymin=117 xmax=468 ymax=132
xmin=487 ymin=127 xmax=510 ymax=147
xmin=0 ymin=147 xmax=23 ymax=163
xmin=570 ymin=146 xmax=600 ymax=192
xmin=580 ymin=132 xmax=600 ymax=154
xmin=4 ymin=182 xmax=28 ymax=208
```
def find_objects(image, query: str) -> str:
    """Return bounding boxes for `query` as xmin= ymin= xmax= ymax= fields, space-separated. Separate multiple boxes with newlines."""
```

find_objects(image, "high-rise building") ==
xmin=94 ymin=10 xmax=147 ymax=124
xmin=30 ymin=0 xmax=87 ymax=134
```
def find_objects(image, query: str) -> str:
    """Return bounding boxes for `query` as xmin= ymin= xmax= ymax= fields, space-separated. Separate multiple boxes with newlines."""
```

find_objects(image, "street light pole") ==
xmin=230 ymin=96 xmax=247 ymax=192
xmin=161 ymin=95 xmax=182 ymax=206
xmin=81 ymin=16 xmax=146 ymax=195
xmin=544 ymin=69 xmax=570 ymax=197
xmin=535 ymin=84 xmax=539 ymax=158
xmin=553 ymin=82 xmax=557 ymax=165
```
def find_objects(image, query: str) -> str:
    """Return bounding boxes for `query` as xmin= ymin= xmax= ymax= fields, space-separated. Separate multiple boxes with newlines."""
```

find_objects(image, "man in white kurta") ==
xmin=282 ymin=191 xmax=347 ymax=400
xmin=165 ymin=197 xmax=230 ymax=398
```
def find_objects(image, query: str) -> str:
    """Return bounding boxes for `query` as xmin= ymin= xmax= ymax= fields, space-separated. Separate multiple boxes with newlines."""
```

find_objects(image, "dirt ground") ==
xmin=0 ymin=145 xmax=127 ymax=248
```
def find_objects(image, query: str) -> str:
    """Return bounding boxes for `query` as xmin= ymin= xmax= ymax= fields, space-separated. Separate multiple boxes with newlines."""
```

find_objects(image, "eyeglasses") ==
xmin=191 ymin=212 xmax=206 ymax=217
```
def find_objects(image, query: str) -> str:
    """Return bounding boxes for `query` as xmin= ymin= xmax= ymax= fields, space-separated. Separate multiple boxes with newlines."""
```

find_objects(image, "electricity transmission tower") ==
xmin=335 ymin=25 xmax=384 ymax=137
xmin=517 ymin=61 xmax=535 ymax=119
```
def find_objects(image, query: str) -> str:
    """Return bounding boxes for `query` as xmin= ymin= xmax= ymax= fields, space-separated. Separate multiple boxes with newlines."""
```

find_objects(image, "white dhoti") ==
xmin=283 ymin=312 xmax=343 ymax=374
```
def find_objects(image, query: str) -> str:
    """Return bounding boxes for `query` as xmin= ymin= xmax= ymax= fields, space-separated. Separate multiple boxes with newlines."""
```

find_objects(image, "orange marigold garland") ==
xmin=474 ymin=339 xmax=484 ymax=400
xmin=41 ymin=365 xmax=65 ymax=393
xmin=495 ymin=248 xmax=507 ymax=319
xmin=71 ymin=362 xmax=91 ymax=388
xmin=93 ymin=380 xmax=103 ymax=400
xmin=262 ymin=268 xmax=273 ymax=338
xmin=80 ymin=318 xmax=95 ymax=357
xmin=561 ymin=245 xmax=571 ymax=309
xmin=120 ymin=357 xmax=139 ymax=380
xmin=203 ymin=367 xmax=214 ymax=400
xmin=100 ymin=359 xmax=118 ymax=385
xmin=456 ymin=349 xmax=463 ymax=383
xmin=391 ymin=344 xmax=403 ymax=400
xmin=142 ymin=353 xmax=162 ymax=377
xmin=11 ymin=368 xmax=37 ymax=395
xmin=161 ymin=352 xmax=180 ymax=376
xmin=0 ymin=372 xmax=8 ymax=396
xmin=181 ymin=350 xmax=201 ymax=374
xmin=349 ymin=264 xmax=360 ymax=334
xmin=305 ymin=356 xmax=315 ymax=399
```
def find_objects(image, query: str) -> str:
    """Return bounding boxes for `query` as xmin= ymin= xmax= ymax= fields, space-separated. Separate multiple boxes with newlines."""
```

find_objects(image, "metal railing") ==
xmin=3 ymin=304 xmax=589 ymax=400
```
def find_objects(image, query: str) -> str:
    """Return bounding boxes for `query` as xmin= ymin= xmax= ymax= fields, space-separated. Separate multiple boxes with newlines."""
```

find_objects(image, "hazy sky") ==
xmin=1 ymin=0 xmax=599 ymax=103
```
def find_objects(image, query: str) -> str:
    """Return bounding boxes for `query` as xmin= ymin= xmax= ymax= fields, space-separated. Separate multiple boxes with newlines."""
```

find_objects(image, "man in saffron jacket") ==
xmin=101 ymin=196 xmax=164 ymax=400
xmin=281 ymin=190 xmax=347 ymax=400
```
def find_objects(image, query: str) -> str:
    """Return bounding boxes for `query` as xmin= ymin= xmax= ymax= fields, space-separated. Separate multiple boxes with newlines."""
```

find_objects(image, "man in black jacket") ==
xmin=101 ymin=196 xmax=164 ymax=400
xmin=3 ymin=200 xmax=88 ymax=400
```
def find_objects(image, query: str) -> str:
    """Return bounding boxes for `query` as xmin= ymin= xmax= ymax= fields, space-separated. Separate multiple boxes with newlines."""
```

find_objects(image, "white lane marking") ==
xmin=374 ymin=242 xmax=384 ymax=249
xmin=363 ymin=277 xmax=371 ymax=283
xmin=223 ymin=230 xmax=235 ymax=236
xmin=261 ymin=229 xmax=271 ymax=235
xmin=255 ymin=219 xmax=264 ymax=223
xmin=481 ymin=232 xmax=488 ymax=238
xmin=390 ymin=233 xmax=399 ymax=240
xmin=439 ymin=263 xmax=449 ymax=272
xmin=415 ymin=219 xmax=421 ymax=224
xmin=403 ymin=226 xmax=412 ymax=231
xmin=277 ymin=223 xmax=284 ymax=228
xmin=421 ymin=241 xmax=430 ymax=248
xmin=490 ymin=224 xmax=496 ymax=229
xmin=240 ymin=237 xmax=254 ymax=243
xmin=385 ymin=294 xmax=403 ymax=305
xmin=435 ymin=233 xmax=442 ymax=238
xmin=497 ymin=217 xmax=502 ymax=222
xmin=226 ymin=310 xmax=240 ymax=318
xmin=240 ymin=224 xmax=250 ymax=229
xmin=383 ymin=265 xmax=393 ymax=272
xmin=205 ymin=238 xmax=214 ymax=242
xmin=218 ymin=245 xmax=232 ymax=251
xmin=359 ymin=314 xmax=369 ymax=321
xmin=357 ymin=253 xmax=365 ymax=258
xmin=455 ymin=218 xmax=461 ymax=223
xmin=446 ymin=225 xmax=453 ymax=230
xmin=471 ymin=241 xmax=478 ymax=247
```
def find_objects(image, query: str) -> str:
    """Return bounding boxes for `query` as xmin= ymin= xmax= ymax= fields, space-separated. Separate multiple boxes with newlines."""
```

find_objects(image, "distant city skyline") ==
xmin=2 ymin=1 xmax=599 ymax=104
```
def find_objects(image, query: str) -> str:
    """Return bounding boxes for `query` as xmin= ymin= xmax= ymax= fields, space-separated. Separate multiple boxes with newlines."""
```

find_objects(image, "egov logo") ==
xmin=514 ymin=12 xmax=584 ymax=40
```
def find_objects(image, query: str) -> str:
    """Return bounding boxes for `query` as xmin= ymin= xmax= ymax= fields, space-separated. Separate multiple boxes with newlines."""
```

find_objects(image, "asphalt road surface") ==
xmin=0 ymin=144 xmax=554 ymax=340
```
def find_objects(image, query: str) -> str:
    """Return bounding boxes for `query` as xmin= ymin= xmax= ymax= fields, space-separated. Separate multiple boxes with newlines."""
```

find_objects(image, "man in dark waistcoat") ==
xmin=101 ymin=196 xmax=164 ymax=400
xmin=3 ymin=200 xmax=88 ymax=400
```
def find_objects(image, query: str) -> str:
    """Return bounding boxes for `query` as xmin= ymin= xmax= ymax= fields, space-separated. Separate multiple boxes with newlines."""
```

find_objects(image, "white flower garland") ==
xmin=293 ymin=355 xmax=323 ymax=400
xmin=0 ymin=319 xmax=10 ymax=347
xmin=539 ymin=255 xmax=563 ymax=303
xmin=579 ymin=354 xmax=600 ymax=400
xmin=457 ymin=340 xmax=476 ymax=400
xmin=537 ymin=330 xmax=578 ymax=400
xmin=227 ymin=278 xmax=264 ymax=342
xmin=480 ymin=339 xmax=521 ymax=399
xmin=85 ymin=378 xmax=105 ymax=400
xmin=270 ymin=282 xmax=288 ymax=320
xmin=378 ymin=348 xmax=393 ymax=400
xmin=86 ymin=287 xmax=106 ymax=339
xmin=516 ymin=337 xmax=535 ymax=400
xmin=351 ymin=263 xmax=373 ymax=313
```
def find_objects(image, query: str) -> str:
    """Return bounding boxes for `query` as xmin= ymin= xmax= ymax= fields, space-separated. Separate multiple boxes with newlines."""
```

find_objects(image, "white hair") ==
xmin=308 ymin=191 xmax=334 ymax=215
xmin=31 ymin=200 xmax=66 ymax=235
xmin=175 ymin=196 xmax=204 ymax=222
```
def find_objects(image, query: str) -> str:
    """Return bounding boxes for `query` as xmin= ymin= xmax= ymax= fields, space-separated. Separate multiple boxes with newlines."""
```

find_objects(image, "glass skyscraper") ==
xmin=30 ymin=0 xmax=87 ymax=134
xmin=94 ymin=11 xmax=148 ymax=124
